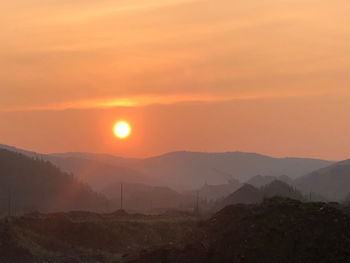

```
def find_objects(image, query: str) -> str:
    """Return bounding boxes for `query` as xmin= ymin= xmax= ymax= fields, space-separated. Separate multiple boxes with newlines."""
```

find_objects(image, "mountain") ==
xmin=0 ymin=149 xmax=107 ymax=214
xmin=129 ymin=198 xmax=350 ymax=263
xmin=217 ymin=180 xmax=303 ymax=210
xmin=50 ymin=150 xmax=332 ymax=189
xmin=0 ymin=144 xmax=333 ymax=191
xmin=126 ymin=151 xmax=332 ymax=189
xmin=45 ymin=156 xmax=150 ymax=191
xmin=50 ymin=151 xmax=135 ymax=166
xmin=296 ymin=159 xmax=350 ymax=201
xmin=245 ymin=174 xmax=294 ymax=188
xmin=219 ymin=184 xmax=263 ymax=208
xmin=0 ymin=144 xmax=151 ymax=191
xmin=261 ymin=180 xmax=303 ymax=200
xmin=0 ymin=144 xmax=43 ymax=159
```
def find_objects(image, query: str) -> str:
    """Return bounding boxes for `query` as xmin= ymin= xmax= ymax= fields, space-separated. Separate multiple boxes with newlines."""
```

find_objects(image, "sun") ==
xmin=114 ymin=121 xmax=131 ymax=139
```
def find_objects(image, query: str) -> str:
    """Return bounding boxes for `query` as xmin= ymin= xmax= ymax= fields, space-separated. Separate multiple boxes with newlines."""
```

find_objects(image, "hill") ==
xmin=0 ymin=149 xmax=106 ymax=214
xmin=0 ymin=144 xmax=151 ymax=191
xmin=217 ymin=180 xmax=303 ymax=209
xmin=261 ymin=180 xmax=303 ymax=200
xmin=46 ymin=156 xmax=151 ymax=191
xmin=219 ymin=184 xmax=263 ymax=208
xmin=130 ymin=198 xmax=350 ymax=263
xmin=296 ymin=159 xmax=350 ymax=201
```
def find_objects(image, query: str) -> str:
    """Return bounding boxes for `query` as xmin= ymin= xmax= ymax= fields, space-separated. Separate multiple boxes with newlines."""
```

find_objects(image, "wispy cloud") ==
xmin=0 ymin=0 xmax=348 ymax=113
xmin=1 ymin=90 xmax=344 ymax=112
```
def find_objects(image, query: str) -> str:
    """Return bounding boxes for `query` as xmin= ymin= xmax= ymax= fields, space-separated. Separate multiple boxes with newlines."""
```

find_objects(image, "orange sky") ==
xmin=0 ymin=0 xmax=349 ymax=160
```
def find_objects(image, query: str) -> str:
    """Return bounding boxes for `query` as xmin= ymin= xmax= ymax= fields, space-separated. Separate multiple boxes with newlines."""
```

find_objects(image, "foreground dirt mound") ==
xmin=0 ymin=213 xmax=198 ymax=263
xmin=0 ymin=221 xmax=36 ymax=263
xmin=129 ymin=198 xmax=350 ymax=263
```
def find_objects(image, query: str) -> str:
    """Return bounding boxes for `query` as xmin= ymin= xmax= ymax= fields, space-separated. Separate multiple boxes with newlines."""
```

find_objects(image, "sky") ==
xmin=0 ymin=0 xmax=349 ymax=160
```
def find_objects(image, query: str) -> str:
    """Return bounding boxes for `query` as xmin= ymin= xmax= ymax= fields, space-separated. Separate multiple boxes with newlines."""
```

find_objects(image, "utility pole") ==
xmin=8 ymin=189 xmax=11 ymax=217
xmin=194 ymin=191 xmax=200 ymax=216
xmin=120 ymin=183 xmax=123 ymax=210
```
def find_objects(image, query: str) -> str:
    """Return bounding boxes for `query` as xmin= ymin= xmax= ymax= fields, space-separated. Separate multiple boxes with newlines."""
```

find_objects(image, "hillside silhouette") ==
xmin=0 ymin=149 xmax=106 ymax=214
xmin=261 ymin=180 xmax=303 ymax=200
xmin=296 ymin=159 xmax=350 ymax=201
xmin=217 ymin=180 xmax=303 ymax=210
xmin=219 ymin=184 xmax=263 ymax=207
xmin=0 ymin=144 xmax=152 ymax=191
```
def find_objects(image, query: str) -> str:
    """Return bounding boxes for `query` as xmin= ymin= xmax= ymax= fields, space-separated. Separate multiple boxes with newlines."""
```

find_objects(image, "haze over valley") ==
xmin=0 ymin=143 xmax=346 ymax=216
xmin=0 ymin=0 xmax=349 ymax=262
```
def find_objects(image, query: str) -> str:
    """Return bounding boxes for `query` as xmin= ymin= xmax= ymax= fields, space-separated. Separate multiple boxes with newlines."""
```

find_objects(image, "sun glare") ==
xmin=114 ymin=121 xmax=131 ymax=139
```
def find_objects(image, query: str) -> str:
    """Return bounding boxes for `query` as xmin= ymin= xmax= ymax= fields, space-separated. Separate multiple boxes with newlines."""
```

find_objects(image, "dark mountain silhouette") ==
xmin=0 ymin=144 xmax=43 ymax=159
xmin=261 ymin=180 xmax=303 ymax=200
xmin=217 ymin=180 xmax=303 ymax=210
xmin=0 ymin=149 xmax=106 ymax=214
xmin=129 ymin=198 xmax=350 ymax=263
xmin=219 ymin=184 xmax=263 ymax=207
xmin=0 ymin=144 xmax=151 ymax=191
xmin=246 ymin=174 xmax=294 ymax=188
xmin=296 ymin=159 xmax=350 ymax=201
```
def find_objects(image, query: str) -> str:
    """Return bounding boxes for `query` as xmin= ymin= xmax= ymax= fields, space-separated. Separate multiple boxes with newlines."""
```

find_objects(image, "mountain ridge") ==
xmin=296 ymin=159 xmax=350 ymax=201
xmin=0 ymin=143 xmax=334 ymax=190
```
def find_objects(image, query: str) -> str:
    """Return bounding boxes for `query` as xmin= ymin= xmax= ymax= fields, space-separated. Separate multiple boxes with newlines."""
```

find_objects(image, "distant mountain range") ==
xmin=111 ymin=151 xmax=332 ymax=189
xmin=0 ymin=144 xmax=333 ymax=191
xmin=2 ymin=143 xmax=350 ymax=215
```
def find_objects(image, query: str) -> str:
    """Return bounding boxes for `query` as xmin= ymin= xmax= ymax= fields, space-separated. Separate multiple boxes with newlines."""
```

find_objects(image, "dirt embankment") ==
xmin=129 ymin=198 xmax=350 ymax=263
xmin=0 ymin=212 xmax=199 ymax=263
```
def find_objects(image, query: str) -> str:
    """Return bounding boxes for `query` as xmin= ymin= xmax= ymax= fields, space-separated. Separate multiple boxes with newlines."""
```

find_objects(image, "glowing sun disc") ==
xmin=114 ymin=121 xmax=130 ymax=138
